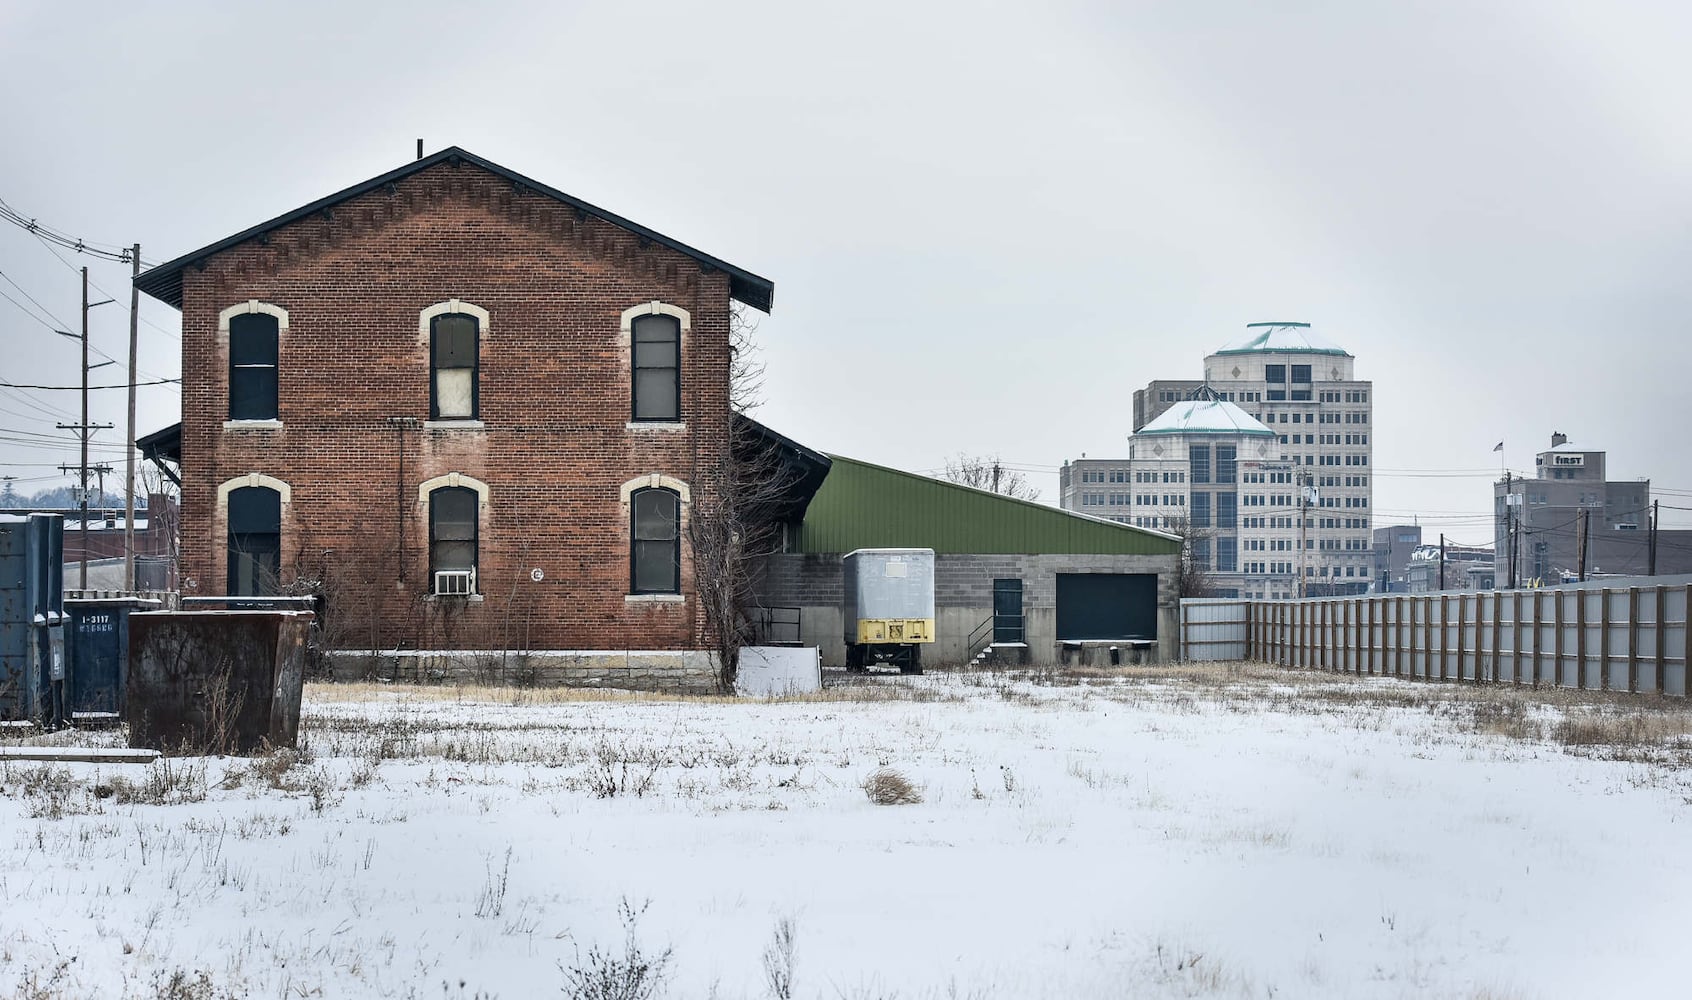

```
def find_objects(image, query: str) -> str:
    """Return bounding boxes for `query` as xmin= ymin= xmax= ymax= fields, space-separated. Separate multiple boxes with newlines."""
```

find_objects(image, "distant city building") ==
xmin=1062 ymin=321 xmax=1374 ymax=598
xmin=1493 ymin=433 xmax=1692 ymax=584
xmin=1403 ymin=542 xmax=1494 ymax=593
xmin=1371 ymin=524 xmax=1421 ymax=592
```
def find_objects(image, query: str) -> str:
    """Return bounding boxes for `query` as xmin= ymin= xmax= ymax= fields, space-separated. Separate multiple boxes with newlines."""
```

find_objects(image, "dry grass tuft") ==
xmin=861 ymin=767 xmax=922 ymax=806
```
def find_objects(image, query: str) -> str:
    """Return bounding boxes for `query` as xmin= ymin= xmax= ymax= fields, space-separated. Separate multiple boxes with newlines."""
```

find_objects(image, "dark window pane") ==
xmin=633 ymin=336 xmax=678 ymax=369
xmin=228 ymin=531 xmax=279 ymax=596
xmin=1191 ymin=492 xmax=1211 ymax=528
xmin=632 ymin=315 xmax=681 ymax=421
xmin=1216 ymin=446 xmax=1236 ymax=484
xmin=228 ymin=487 xmax=281 ymax=533
xmin=1190 ymin=445 xmax=1211 ymax=485
xmin=633 ymin=489 xmax=678 ymax=540
xmin=431 ymin=488 xmax=477 ymax=541
xmin=229 ymin=314 xmax=279 ymax=420
xmin=1264 ymin=365 xmax=1286 ymax=383
xmin=631 ymin=489 xmax=680 ymax=593
xmin=1290 ymin=364 xmax=1311 ymax=383
xmin=432 ymin=540 xmax=476 ymax=574
xmin=230 ymin=368 xmax=278 ymax=421
xmin=229 ymin=314 xmax=279 ymax=365
xmin=633 ymin=369 xmax=678 ymax=420
xmin=633 ymin=541 xmax=677 ymax=592
xmin=432 ymin=315 xmax=478 ymax=366
xmin=632 ymin=314 xmax=679 ymax=350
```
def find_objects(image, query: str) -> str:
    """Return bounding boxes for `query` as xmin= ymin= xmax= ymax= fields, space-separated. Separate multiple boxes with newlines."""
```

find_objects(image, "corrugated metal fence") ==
xmin=1180 ymin=576 xmax=1691 ymax=696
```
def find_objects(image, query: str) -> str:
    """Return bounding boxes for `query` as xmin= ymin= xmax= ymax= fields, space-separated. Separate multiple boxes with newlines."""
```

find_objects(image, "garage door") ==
xmin=1055 ymin=573 xmax=1157 ymax=640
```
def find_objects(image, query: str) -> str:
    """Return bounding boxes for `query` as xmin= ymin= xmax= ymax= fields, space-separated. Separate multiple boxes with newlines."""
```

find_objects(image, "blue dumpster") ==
xmin=66 ymin=597 xmax=160 ymax=722
xmin=0 ymin=514 xmax=65 ymax=723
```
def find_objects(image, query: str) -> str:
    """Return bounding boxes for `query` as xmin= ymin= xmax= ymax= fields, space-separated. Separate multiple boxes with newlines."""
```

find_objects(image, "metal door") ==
xmin=992 ymin=578 xmax=1024 ymax=643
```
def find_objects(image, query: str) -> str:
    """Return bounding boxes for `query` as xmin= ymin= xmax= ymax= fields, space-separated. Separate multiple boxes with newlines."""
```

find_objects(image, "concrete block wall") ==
xmin=758 ymin=552 xmax=1179 ymax=666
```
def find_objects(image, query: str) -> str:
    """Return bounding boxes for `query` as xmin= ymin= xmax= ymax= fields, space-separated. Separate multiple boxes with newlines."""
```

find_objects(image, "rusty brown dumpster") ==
xmin=127 ymin=610 xmax=311 ymax=753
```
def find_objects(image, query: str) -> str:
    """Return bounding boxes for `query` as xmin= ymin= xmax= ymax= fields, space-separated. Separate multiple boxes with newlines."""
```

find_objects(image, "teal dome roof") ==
xmin=1214 ymin=322 xmax=1349 ymax=356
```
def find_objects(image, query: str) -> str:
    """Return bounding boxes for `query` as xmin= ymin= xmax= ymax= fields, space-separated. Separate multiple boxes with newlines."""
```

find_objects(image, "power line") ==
xmin=0 ymin=377 xmax=180 ymax=390
xmin=22 ymin=234 xmax=179 ymax=383
xmin=0 ymin=195 xmax=156 ymax=266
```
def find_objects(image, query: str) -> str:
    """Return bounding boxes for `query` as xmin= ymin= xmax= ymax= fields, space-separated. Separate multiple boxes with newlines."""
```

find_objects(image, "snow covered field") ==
xmin=3 ymin=664 xmax=1690 ymax=999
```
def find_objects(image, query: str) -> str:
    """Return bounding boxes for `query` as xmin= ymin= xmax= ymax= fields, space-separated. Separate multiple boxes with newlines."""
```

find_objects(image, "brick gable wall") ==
xmin=177 ymin=161 xmax=734 ymax=654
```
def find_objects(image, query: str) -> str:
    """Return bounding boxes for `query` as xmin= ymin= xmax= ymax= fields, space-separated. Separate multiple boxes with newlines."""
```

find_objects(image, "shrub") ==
xmin=861 ymin=767 xmax=922 ymax=806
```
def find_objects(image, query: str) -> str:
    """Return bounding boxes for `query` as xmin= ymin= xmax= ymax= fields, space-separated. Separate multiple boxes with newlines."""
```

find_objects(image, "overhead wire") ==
xmin=0 ymin=195 xmax=158 ymax=266
xmin=20 ymin=231 xmax=181 ymax=384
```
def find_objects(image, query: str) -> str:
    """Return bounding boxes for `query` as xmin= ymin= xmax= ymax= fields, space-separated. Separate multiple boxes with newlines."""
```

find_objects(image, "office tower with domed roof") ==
xmin=1061 ymin=321 xmax=1373 ymax=599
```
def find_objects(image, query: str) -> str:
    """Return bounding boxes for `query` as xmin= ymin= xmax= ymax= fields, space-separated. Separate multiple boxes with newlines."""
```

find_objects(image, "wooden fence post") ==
xmin=1574 ymin=589 xmax=1586 ymax=691
xmin=1600 ymin=589 xmax=1611 ymax=692
xmin=1455 ymin=594 xmax=1466 ymax=682
xmin=1422 ymin=596 xmax=1433 ymax=681
xmin=1531 ymin=590 xmax=1543 ymax=688
xmin=1628 ymin=587 xmax=1640 ymax=694
xmin=1365 ymin=599 xmax=1374 ymax=675
xmin=1490 ymin=592 xmax=1502 ymax=684
xmin=1516 ymin=595 xmax=1529 ymax=690
xmin=1656 ymin=586 xmax=1667 ymax=697
xmin=1554 ymin=590 xmax=1565 ymax=689
xmin=1439 ymin=594 xmax=1450 ymax=682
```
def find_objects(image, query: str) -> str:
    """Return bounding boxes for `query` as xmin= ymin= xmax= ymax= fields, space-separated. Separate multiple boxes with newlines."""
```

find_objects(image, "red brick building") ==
xmin=135 ymin=148 xmax=773 ymax=690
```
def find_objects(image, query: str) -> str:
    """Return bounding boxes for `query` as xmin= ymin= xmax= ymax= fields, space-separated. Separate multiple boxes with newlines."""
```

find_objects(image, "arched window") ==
xmin=229 ymin=312 xmax=280 ymax=420
xmin=630 ymin=487 xmax=680 ymax=594
xmin=431 ymin=313 xmax=480 ymax=420
xmin=631 ymin=313 xmax=680 ymax=421
xmin=227 ymin=486 xmax=281 ymax=596
xmin=429 ymin=486 xmax=479 ymax=595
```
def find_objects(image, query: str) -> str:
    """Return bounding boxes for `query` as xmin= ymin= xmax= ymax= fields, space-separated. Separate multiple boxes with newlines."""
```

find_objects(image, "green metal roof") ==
xmin=794 ymin=455 xmax=1182 ymax=556
xmin=1212 ymin=322 xmax=1350 ymax=357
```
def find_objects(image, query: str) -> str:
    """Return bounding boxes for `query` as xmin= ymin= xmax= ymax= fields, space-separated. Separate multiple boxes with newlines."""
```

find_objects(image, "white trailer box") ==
xmin=841 ymin=548 xmax=936 ymax=643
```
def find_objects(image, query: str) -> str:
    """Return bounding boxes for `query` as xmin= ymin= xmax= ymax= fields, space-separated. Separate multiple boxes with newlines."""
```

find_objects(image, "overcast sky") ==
xmin=3 ymin=0 xmax=1688 ymax=537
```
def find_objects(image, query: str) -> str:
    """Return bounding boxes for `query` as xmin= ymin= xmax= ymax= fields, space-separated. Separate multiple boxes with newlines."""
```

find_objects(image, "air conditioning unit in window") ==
xmin=434 ymin=569 xmax=476 ymax=596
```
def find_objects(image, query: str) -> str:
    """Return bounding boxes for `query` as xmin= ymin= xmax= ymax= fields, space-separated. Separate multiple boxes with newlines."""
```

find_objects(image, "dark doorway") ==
xmin=1055 ymin=573 xmax=1157 ymax=640
xmin=992 ymin=578 xmax=1024 ymax=643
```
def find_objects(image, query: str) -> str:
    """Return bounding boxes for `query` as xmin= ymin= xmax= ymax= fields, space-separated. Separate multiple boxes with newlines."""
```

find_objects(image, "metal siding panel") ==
xmin=797 ymin=457 xmax=1180 ymax=556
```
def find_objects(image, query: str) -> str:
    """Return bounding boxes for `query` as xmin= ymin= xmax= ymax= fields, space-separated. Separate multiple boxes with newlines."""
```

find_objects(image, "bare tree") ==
xmin=1161 ymin=513 xmax=1216 ymax=599
xmin=687 ymin=308 xmax=804 ymax=693
xmin=941 ymin=453 xmax=1040 ymax=501
xmin=729 ymin=303 xmax=767 ymax=414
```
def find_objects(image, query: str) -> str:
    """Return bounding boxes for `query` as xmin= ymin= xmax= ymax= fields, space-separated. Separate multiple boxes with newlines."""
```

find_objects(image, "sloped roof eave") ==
xmin=133 ymin=146 xmax=775 ymax=312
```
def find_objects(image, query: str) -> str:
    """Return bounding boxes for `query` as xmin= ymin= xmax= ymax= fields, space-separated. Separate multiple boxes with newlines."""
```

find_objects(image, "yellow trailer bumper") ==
xmin=854 ymin=619 xmax=935 ymax=644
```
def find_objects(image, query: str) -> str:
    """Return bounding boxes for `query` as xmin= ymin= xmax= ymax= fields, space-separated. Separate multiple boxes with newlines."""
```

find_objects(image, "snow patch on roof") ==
xmin=1214 ymin=322 xmax=1349 ymax=356
xmin=1137 ymin=398 xmax=1276 ymax=436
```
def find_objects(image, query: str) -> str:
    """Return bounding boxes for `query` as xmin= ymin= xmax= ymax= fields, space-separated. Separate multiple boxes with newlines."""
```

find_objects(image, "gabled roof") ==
xmin=1213 ymin=321 xmax=1348 ymax=356
xmin=795 ymin=454 xmax=1182 ymax=555
xmin=732 ymin=414 xmax=832 ymax=525
xmin=1137 ymin=398 xmax=1275 ymax=437
xmin=134 ymin=146 xmax=775 ymax=312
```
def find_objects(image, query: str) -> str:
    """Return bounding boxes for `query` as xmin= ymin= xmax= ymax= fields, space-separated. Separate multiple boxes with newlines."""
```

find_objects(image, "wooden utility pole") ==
xmin=76 ymin=267 xmax=89 ymax=590
xmin=54 ymin=267 xmax=115 ymax=590
xmin=1648 ymin=499 xmax=1658 ymax=576
xmin=1509 ymin=473 xmax=1522 ymax=592
xmin=1577 ymin=508 xmax=1589 ymax=582
xmin=1297 ymin=469 xmax=1312 ymax=599
xmin=124 ymin=243 xmax=140 ymax=591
